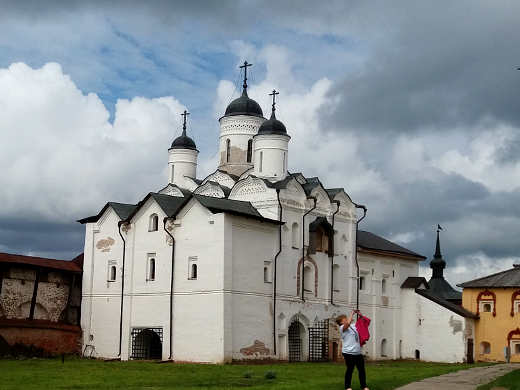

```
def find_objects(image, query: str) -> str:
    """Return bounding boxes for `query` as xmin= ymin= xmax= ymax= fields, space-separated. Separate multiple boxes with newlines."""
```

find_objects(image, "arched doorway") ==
xmin=288 ymin=320 xmax=305 ymax=362
xmin=131 ymin=328 xmax=163 ymax=360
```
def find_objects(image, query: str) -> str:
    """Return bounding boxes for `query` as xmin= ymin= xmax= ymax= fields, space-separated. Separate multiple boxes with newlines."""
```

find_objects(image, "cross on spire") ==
xmin=181 ymin=110 xmax=190 ymax=136
xmin=239 ymin=61 xmax=253 ymax=91
xmin=269 ymin=89 xmax=279 ymax=115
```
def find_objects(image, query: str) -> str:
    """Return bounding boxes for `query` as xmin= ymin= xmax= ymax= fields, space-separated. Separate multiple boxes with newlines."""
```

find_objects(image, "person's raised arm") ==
xmin=341 ymin=310 xmax=356 ymax=332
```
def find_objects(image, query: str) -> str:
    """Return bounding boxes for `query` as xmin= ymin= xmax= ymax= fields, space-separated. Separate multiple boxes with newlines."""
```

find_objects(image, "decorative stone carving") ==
xmin=202 ymin=170 xmax=236 ymax=189
xmin=194 ymin=182 xmax=225 ymax=198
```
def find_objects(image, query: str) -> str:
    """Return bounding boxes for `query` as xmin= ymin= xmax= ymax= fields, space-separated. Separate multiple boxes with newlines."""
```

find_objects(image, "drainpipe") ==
xmin=302 ymin=197 xmax=317 ymax=301
xmin=353 ymin=204 xmax=367 ymax=313
xmin=163 ymin=217 xmax=176 ymax=360
xmin=330 ymin=200 xmax=340 ymax=306
xmin=117 ymin=221 xmax=127 ymax=357
xmin=273 ymin=189 xmax=282 ymax=356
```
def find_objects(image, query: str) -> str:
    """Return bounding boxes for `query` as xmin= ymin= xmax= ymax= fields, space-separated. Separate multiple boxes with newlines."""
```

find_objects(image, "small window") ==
xmin=148 ymin=258 xmax=156 ymax=281
xmin=291 ymin=222 xmax=299 ymax=249
xmin=480 ymin=341 xmax=491 ymax=354
xmin=480 ymin=300 xmax=494 ymax=313
xmin=283 ymin=152 xmax=286 ymax=172
xmin=108 ymin=264 xmax=117 ymax=282
xmin=149 ymin=214 xmax=159 ymax=232
xmin=381 ymin=339 xmax=387 ymax=357
xmin=382 ymin=278 xmax=387 ymax=295
xmin=170 ymin=165 xmax=175 ymax=183
xmin=226 ymin=139 xmax=231 ymax=162
xmin=515 ymin=343 xmax=520 ymax=355
xmin=264 ymin=261 xmax=272 ymax=283
xmin=188 ymin=257 xmax=197 ymax=280
xmin=415 ymin=349 xmax=420 ymax=359
xmin=514 ymin=300 xmax=520 ymax=314
xmin=259 ymin=151 xmax=263 ymax=172
xmin=247 ymin=139 xmax=253 ymax=163
xmin=359 ymin=275 xmax=365 ymax=291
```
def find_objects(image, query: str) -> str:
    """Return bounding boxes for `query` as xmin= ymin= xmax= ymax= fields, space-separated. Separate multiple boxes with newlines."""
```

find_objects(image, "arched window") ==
xmin=148 ymin=258 xmax=155 ymax=281
xmin=304 ymin=265 xmax=313 ymax=293
xmin=170 ymin=165 xmax=175 ymax=183
xmin=247 ymin=139 xmax=253 ymax=163
xmin=382 ymin=278 xmax=387 ymax=295
xmin=259 ymin=151 xmax=263 ymax=172
xmin=191 ymin=263 xmax=197 ymax=280
xmin=109 ymin=265 xmax=116 ymax=282
xmin=226 ymin=139 xmax=231 ymax=162
xmin=149 ymin=214 xmax=159 ymax=232
xmin=291 ymin=222 xmax=299 ymax=248
xmin=480 ymin=341 xmax=491 ymax=354
xmin=188 ymin=257 xmax=197 ymax=280
xmin=381 ymin=339 xmax=387 ymax=357
xmin=415 ymin=349 xmax=420 ymax=359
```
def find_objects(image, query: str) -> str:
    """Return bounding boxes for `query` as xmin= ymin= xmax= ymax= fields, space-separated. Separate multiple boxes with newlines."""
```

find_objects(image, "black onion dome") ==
xmin=170 ymin=134 xmax=197 ymax=150
xmin=224 ymin=90 xmax=263 ymax=117
xmin=256 ymin=111 xmax=288 ymax=136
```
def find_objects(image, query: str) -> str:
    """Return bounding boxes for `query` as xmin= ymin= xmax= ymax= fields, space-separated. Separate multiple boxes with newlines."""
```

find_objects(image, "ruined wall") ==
xmin=0 ymin=264 xmax=82 ymax=355
xmin=0 ymin=320 xmax=81 ymax=355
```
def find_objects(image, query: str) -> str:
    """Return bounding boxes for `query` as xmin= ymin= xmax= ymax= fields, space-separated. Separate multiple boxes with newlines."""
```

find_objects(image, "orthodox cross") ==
xmin=269 ymin=89 xmax=279 ymax=113
xmin=239 ymin=61 xmax=253 ymax=90
xmin=181 ymin=110 xmax=190 ymax=135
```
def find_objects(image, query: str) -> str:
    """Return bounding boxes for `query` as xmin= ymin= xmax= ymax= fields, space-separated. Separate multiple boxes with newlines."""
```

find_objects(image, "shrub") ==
xmin=265 ymin=370 xmax=276 ymax=380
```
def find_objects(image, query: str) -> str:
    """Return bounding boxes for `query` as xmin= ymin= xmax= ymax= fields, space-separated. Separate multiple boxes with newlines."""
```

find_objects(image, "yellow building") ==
xmin=459 ymin=264 xmax=520 ymax=362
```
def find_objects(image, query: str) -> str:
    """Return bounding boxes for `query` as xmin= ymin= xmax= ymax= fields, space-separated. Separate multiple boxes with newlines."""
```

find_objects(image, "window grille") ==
xmin=131 ymin=328 xmax=163 ymax=360
xmin=308 ymin=319 xmax=329 ymax=362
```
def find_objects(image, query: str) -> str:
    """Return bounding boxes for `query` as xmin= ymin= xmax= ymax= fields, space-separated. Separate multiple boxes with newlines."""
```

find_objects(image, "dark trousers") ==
xmin=342 ymin=353 xmax=367 ymax=389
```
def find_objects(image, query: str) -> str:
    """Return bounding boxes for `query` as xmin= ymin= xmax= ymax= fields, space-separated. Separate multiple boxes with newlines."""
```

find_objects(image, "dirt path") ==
xmin=395 ymin=364 xmax=518 ymax=390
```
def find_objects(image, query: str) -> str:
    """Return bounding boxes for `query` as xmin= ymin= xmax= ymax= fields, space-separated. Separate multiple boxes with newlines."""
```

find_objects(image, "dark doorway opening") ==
xmin=288 ymin=321 xmax=304 ymax=362
xmin=415 ymin=349 xmax=420 ymax=360
xmin=131 ymin=328 xmax=163 ymax=360
xmin=467 ymin=338 xmax=474 ymax=364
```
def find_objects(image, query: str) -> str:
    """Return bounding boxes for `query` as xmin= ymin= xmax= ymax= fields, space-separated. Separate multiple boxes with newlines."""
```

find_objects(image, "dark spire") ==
xmin=239 ymin=61 xmax=253 ymax=96
xmin=268 ymin=89 xmax=279 ymax=119
xmin=430 ymin=225 xmax=446 ymax=278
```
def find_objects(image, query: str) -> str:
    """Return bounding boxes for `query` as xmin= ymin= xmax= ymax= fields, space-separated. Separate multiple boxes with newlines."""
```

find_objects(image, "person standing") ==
xmin=336 ymin=311 xmax=369 ymax=390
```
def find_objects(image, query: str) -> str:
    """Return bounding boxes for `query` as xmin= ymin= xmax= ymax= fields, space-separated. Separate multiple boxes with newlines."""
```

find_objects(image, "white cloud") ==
xmin=0 ymin=62 xmax=187 ymax=222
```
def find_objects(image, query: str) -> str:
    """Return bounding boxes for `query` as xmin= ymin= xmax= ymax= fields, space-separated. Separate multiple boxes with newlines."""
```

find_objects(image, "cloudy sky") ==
xmin=1 ymin=0 xmax=519 ymax=285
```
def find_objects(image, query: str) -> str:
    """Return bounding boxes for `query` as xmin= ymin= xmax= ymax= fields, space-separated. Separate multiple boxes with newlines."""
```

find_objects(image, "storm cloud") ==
xmin=0 ymin=1 xmax=519 ymax=286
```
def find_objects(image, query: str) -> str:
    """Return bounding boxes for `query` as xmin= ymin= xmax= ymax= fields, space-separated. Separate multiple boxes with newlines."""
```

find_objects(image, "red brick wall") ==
xmin=0 ymin=319 xmax=81 ymax=355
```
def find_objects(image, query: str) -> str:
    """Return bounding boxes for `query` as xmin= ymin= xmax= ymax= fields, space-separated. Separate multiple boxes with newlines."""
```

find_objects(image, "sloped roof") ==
xmin=77 ymin=202 xmax=137 ymax=224
xmin=458 ymin=265 xmax=520 ymax=288
xmin=428 ymin=277 xmax=462 ymax=301
xmin=357 ymin=230 xmax=426 ymax=260
xmin=124 ymin=192 xmax=190 ymax=221
xmin=415 ymin=288 xmax=478 ymax=319
xmin=401 ymin=277 xmax=429 ymax=289
xmin=194 ymin=194 xmax=282 ymax=224
xmin=0 ymin=252 xmax=83 ymax=273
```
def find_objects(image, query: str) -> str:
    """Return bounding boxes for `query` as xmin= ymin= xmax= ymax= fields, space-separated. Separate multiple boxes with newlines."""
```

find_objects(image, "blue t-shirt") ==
xmin=340 ymin=324 xmax=361 ymax=355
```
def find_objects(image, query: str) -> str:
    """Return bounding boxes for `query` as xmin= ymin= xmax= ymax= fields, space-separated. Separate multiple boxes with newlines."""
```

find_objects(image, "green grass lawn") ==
xmin=477 ymin=369 xmax=520 ymax=390
xmin=0 ymin=358 xmax=487 ymax=390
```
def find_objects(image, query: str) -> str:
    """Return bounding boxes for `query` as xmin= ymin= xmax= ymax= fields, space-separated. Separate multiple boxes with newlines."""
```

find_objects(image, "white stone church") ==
xmin=79 ymin=63 xmax=476 ymax=363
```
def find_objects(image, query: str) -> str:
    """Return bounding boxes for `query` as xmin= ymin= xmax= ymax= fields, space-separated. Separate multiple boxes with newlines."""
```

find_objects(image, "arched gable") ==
xmin=158 ymin=183 xmax=185 ymax=197
xmin=183 ymin=177 xmax=200 ymax=192
xmin=310 ymin=186 xmax=331 ymax=213
xmin=201 ymin=169 xmax=237 ymax=189
xmin=280 ymin=178 xmax=306 ymax=209
xmin=328 ymin=189 xmax=355 ymax=219
xmin=229 ymin=176 xmax=272 ymax=203
xmin=194 ymin=181 xmax=225 ymax=198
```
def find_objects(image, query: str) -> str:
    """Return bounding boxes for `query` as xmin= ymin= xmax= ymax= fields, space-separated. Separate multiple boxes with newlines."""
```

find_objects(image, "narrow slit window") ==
xmin=171 ymin=165 xmax=175 ymax=183
xmin=226 ymin=139 xmax=231 ymax=162
xmin=291 ymin=222 xmax=299 ymax=248
xmin=264 ymin=261 xmax=272 ymax=283
xmin=148 ymin=258 xmax=155 ymax=281
xmin=247 ymin=139 xmax=253 ymax=163
xmin=259 ymin=151 xmax=263 ymax=172
xmin=359 ymin=275 xmax=365 ymax=291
